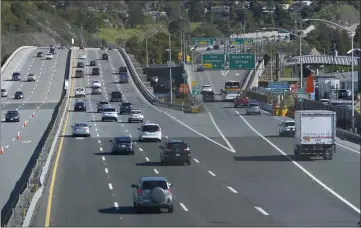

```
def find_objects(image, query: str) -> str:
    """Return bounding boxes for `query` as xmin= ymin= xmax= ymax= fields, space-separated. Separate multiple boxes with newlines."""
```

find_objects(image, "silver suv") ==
xmin=246 ymin=103 xmax=261 ymax=115
xmin=132 ymin=177 xmax=174 ymax=213
xmin=101 ymin=107 xmax=118 ymax=122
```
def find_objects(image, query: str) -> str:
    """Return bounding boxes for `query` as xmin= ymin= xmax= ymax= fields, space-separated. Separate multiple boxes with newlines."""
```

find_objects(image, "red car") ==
xmin=233 ymin=95 xmax=248 ymax=107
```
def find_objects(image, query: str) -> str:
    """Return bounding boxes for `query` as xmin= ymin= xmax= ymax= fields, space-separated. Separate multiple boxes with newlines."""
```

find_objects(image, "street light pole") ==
xmin=145 ymin=33 xmax=157 ymax=67
xmin=303 ymin=18 xmax=356 ymax=132
xmin=168 ymin=32 xmax=173 ymax=103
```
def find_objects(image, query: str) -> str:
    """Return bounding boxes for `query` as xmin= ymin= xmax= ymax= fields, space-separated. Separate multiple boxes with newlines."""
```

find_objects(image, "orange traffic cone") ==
xmin=32 ymin=112 xmax=35 ymax=117
xmin=1 ymin=147 xmax=4 ymax=155
xmin=16 ymin=132 xmax=20 ymax=139
xmin=24 ymin=121 xmax=27 ymax=127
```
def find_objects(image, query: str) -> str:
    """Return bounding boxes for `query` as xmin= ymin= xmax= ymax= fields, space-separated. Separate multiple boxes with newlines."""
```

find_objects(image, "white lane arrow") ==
xmin=221 ymin=70 xmax=230 ymax=76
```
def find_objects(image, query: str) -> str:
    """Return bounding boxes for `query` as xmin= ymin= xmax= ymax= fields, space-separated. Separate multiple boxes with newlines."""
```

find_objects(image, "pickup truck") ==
xmin=119 ymin=67 xmax=129 ymax=83
xmin=293 ymin=110 xmax=336 ymax=160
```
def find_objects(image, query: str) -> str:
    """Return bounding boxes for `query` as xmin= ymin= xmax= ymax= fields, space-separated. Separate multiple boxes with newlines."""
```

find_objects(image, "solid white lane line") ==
xmin=255 ymin=206 xmax=269 ymax=216
xmin=193 ymin=158 xmax=200 ymax=163
xmin=227 ymin=186 xmax=238 ymax=193
xmin=102 ymin=156 xmax=105 ymax=161
xmin=153 ymin=169 xmax=159 ymax=174
xmin=139 ymin=148 xmax=143 ymax=151
xmin=208 ymin=171 xmax=216 ymax=176
xmin=235 ymin=110 xmax=361 ymax=214
xmin=108 ymin=183 xmax=113 ymax=190
xmin=145 ymin=157 xmax=150 ymax=161
xmin=105 ymin=168 xmax=108 ymax=174
xmin=179 ymin=203 xmax=189 ymax=211
xmin=114 ymin=202 xmax=119 ymax=210
xmin=100 ymin=147 xmax=103 ymax=151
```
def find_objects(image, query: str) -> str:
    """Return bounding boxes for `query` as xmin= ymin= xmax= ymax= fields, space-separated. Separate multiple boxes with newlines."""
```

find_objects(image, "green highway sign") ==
xmin=192 ymin=38 xmax=216 ymax=45
xmin=230 ymin=38 xmax=254 ymax=45
xmin=229 ymin=54 xmax=255 ymax=69
xmin=297 ymin=88 xmax=305 ymax=102
xmin=192 ymin=85 xmax=200 ymax=95
xmin=202 ymin=54 xmax=225 ymax=70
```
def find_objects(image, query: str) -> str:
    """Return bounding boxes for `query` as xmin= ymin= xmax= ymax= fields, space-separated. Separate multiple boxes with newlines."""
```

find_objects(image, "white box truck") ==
xmin=293 ymin=110 xmax=336 ymax=160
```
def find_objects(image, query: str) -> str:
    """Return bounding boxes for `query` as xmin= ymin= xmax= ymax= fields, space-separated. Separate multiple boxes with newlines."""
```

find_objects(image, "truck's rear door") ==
xmin=301 ymin=114 xmax=334 ymax=145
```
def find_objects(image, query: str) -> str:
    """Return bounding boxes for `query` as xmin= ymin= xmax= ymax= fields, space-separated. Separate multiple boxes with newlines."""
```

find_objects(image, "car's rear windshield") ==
xmin=1 ymin=89 xmax=6 ymax=92
xmin=284 ymin=122 xmax=295 ymax=127
xmin=76 ymin=102 xmax=84 ymax=105
xmin=131 ymin=110 xmax=141 ymax=114
xmin=142 ymin=181 xmax=167 ymax=190
xmin=142 ymin=125 xmax=159 ymax=132
xmin=99 ymin=101 xmax=109 ymax=104
xmin=249 ymin=103 xmax=259 ymax=107
xmin=76 ymin=70 xmax=83 ymax=73
xmin=15 ymin=92 xmax=23 ymax=94
xmin=122 ymin=103 xmax=131 ymax=107
xmin=75 ymin=123 xmax=88 ymax=127
xmin=13 ymin=72 xmax=20 ymax=76
xmin=116 ymin=138 xmax=131 ymax=143
xmin=7 ymin=111 xmax=18 ymax=115
xmin=103 ymin=108 xmax=116 ymax=112
xmin=167 ymin=142 xmax=187 ymax=150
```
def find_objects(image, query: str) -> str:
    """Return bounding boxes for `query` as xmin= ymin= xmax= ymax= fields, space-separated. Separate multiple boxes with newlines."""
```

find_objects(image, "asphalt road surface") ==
xmin=0 ymin=46 xmax=68 ymax=210
xmin=32 ymin=48 xmax=360 ymax=227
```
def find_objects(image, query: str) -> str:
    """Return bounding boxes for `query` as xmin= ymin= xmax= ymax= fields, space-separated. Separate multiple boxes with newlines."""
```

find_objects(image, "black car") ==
xmin=77 ymin=62 xmax=84 ymax=68
xmin=74 ymin=101 xmax=86 ymax=112
xmin=110 ymin=91 xmax=123 ymax=102
xmin=110 ymin=136 xmax=134 ymax=155
xmin=159 ymin=140 xmax=191 ymax=165
xmin=92 ymin=68 xmax=100 ymax=75
xmin=213 ymin=44 xmax=219 ymax=50
xmin=80 ymin=45 xmax=85 ymax=50
xmin=119 ymin=102 xmax=133 ymax=114
xmin=90 ymin=60 xmax=97 ymax=66
xmin=75 ymin=70 xmax=84 ymax=78
xmin=102 ymin=53 xmax=109 ymax=60
xmin=37 ymin=52 xmax=43 ymax=57
xmin=12 ymin=72 xmax=21 ymax=81
xmin=5 ymin=110 xmax=20 ymax=122
xmin=14 ymin=91 xmax=24 ymax=99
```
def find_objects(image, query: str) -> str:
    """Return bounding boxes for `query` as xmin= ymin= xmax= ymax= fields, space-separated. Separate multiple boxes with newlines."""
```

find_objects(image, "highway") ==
xmin=0 ymin=46 xmax=68 ymax=211
xmin=32 ymin=48 xmax=359 ymax=226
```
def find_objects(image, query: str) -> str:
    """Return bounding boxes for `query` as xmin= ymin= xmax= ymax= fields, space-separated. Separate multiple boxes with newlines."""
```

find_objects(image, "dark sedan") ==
xmin=110 ymin=136 xmax=134 ymax=155
xmin=5 ymin=110 xmax=20 ymax=122
xmin=90 ymin=60 xmax=97 ymax=66
xmin=74 ymin=101 xmax=86 ymax=112
xmin=14 ymin=91 xmax=24 ymax=99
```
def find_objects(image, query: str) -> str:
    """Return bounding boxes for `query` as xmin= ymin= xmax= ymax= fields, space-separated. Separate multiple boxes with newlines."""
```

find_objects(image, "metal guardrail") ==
xmin=118 ymin=48 xmax=193 ymax=112
xmin=284 ymin=55 xmax=359 ymax=66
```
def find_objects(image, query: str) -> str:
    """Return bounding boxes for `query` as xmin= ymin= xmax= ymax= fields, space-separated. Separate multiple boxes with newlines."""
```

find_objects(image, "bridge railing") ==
xmin=284 ymin=55 xmax=359 ymax=66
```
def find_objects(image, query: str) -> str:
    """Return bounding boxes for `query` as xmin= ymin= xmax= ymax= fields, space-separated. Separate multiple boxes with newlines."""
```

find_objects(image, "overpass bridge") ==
xmin=284 ymin=55 xmax=359 ymax=66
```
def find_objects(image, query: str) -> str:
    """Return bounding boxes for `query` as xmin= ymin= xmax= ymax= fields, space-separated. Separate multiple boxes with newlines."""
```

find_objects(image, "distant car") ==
xmin=102 ymin=53 xmax=109 ymax=60
xmin=80 ymin=45 xmax=85 ymax=50
xmin=97 ymin=101 xmax=111 ymax=113
xmin=14 ymin=91 xmax=24 ymax=99
xmin=119 ymin=102 xmax=133 ymax=114
xmin=132 ymin=177 xmax=174 ymax=213
xmin=246 ymin=103 xmax=261 ymax=115
xmin=100 ymin=46 xmax=105 ymax=50
xmin=138 ymin=123 xmax=162 ymax=142
xmin=27 ymin=73 xmax=36 ymax=82
xmin=110 ymin=136 xmax=134 ymax=155
xmin=213 ymin=44 xmax=219 ymax=50
xmin=92 ymin=80 xmax=101 ymax=88
xmin=92 ymin=87 xmax=102 ymax=95
xmin=74 ymin=100 xmax=86 ymax=112
xmin=196 ymin=65 xmax=204 ymax=72
xmin=37 ymin=52 xmax=43 ymax=57
xmin=5 ymin=110 xmax=20 ymax=122
xmin=79 ymin=53 xmax=86 ymax=59
xmin=200 ymin=85 xmax=214 ymax=94
xmin=101 ymin=107 xmax=118 ymax=122
xmin=46 ymin=53 xmax=54 ymax=59
xmin=233 ymin=95 xmax=248 ymax=107
xmin=77 ymin=62 xmax=84 ymax=68
xmin=128 ymin=109 xmax=144 ymax=123
xmin=159 ymin=140 xmax=191 ymax=165
xmin=12 ymin=72 xmax=21 ymax=81
xmin=72 ymin=123 xmax=91 ymax=137
xmin=59 ymin=44 xmax=65 ymax=49
xmin=75 ymin=70 xmax=84 ymax=78
xmin=203 ymin=93 xmax=214 ymax=102
xmin=1 ymin=89 xmax=8 ymax=97
xmin=207 ymin=47 xmax=211 ymax=51
xmin=108 ymin=47 xmax=113 ymax=50
xmin=74 ymin=87 xmax=86 ymax=98
xmin=90 ymin=60 xmax=97 ymax=66
xmin=92 ymin=68 xmax=100 ymax=75
xmin=279 ymin=120 xmax=295 ymax=136
xmin=110 ymin=91 xmax=123 ymax=102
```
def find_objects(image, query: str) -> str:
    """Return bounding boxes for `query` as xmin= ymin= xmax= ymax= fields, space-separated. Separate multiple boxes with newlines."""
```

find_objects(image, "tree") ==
xmin=188 ymin=1 xmax=203 ymax=22
xmin=127 ymin=4 xmax=144 ymax=28
xmin=163 ymin=2 xmax=181 ymax=20
xmin=354 ymin=25 xmax=360 ymax=47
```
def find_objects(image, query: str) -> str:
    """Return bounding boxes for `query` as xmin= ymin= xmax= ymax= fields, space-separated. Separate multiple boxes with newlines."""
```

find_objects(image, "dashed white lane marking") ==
xmin=179 ymin=203 xmax=189 ymax=212
xmin=108 ymin=183 xmax=113 ymax=190
xmin=125 ymin=129 xmax=128 ymax=132
xmin=255 ymin=206 xmax=269 ymax=216
xmin=114 ymin=202 xmax=119 ymax=210
xmin=102 ymin=156 xmax=105 ymax=161
xmin=145 ymin=157 xmax=150 ymax=161
xmin=235 ymin=110 xmax=361 ymax=214
xmin=100 ymin=147 xmax=103 ymax=151
xmin=97 ymin=134 xmax=99 ymax=137
xmin=227 ymin=186 xmax=238 ymax=194
xmin=95 ymin=128 xmax=98 ymax=131
xmin=129 ymin=135 xmax=132 ymax=138
xmin=12 ymin=138 xmax=15 ymax=141
xmin=98 ymin=140 xmax=101 ymax=144
xmin=165 ymin=136 xmax=169 ymax=139
xmin=208 ymin=171 xmax=216 ymax=176
xmin=121 ymin=124 xmax=124 ymax=127
xmin=5 ymin=145 xmax=9 ymax=149
xmin=139 ymin=148 xmax=143 ymax=152
xmin=105 ymin=168 xmax=109 ymax=174
xmin=193 ymin=158 xmax=200 ymax=163
xmin=153 ymin=169 xmax=159 ymax=174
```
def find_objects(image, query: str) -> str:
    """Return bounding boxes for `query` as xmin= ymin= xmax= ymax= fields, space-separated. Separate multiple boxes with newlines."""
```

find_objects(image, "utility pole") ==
xmin=80 ymin=24 xmax=84 ymax=46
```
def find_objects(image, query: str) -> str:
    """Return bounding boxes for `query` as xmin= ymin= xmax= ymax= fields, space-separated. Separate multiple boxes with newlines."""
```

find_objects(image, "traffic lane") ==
xmin=96 ymin=142 xmax=202 ymax=226
xmin=45 ymin=138 xmax=117 ymax=226
xmin=1 ymin=47 xmax=36 ymax=90
xmin=237 ymin=107 xmax=361 ymax=208
xmin=0 ymin=109 xmax=55 ymax=209
xmin=133 ymin=141 xmax=276 ymax=226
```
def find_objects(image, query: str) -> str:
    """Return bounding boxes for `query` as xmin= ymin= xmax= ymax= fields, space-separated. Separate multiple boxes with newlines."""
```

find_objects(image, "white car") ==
xmin=92 ymin=80 xmax=101 ymax=88
xmin=201 ymin=85 xmax=214 ymax=94
xmin=138 ymin=123 xmax=162 ymax=142
xmin=27 ymin=73 xmax=36 ymax=81
xmin=128 ymin=109 xmax=144 ymax=123
xmin=75 ymin=87 xmax=86 ymax=98
xmin=79 ymin=53 xmax=86 ymax=59
xmin=101 ymin=107 xmax=118 ymax=122
xmin=46 ymin=53 xmax=53 ymax=59
xmin=279 ymin=120 xmax=295 ymax=136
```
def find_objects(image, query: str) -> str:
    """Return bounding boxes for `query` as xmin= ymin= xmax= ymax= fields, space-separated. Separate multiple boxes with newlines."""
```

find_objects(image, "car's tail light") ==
xmin=166 ymin=149 xmax=171 ymax=152
xmin=184 ymin=147 xmax=190 ymax=152
xmin=167 ymin=189 xmax=172 ymax=194
xmin=157 ymin=128 xmax=161 ymax=132
xmin=84 ymin=127 xmax=89 ymax=131
xmin=137 ymin=189 xmax=143 ymax=195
